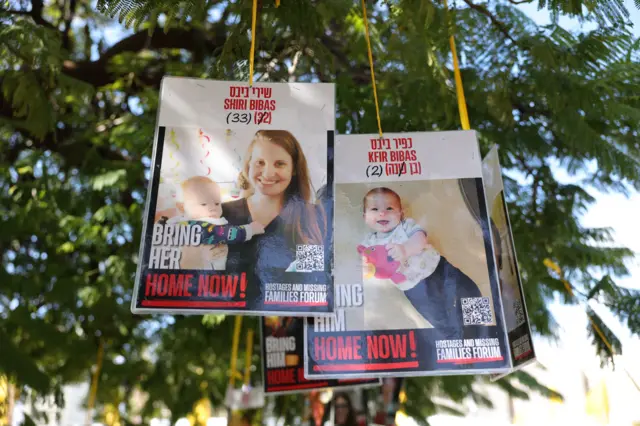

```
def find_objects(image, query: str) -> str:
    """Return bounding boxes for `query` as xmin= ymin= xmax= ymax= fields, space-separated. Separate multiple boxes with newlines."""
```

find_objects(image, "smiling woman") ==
xmin=217 ymin=129 xmax=329 ymax=310
xmin=235 ymin=130 xmax=324 ymax=244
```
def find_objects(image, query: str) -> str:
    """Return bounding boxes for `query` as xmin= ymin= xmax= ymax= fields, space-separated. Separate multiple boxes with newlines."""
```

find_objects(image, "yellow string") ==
xmin=249 ymin=0 xmax=258 ymax=87
xmin=229 ymin=316 xmax=243 ymax=387
xmin=275 ymin=0 xmax=280 ymax=6
xmin=544 ymin=259 xmax=640 ymax=393
xmin=443 ymin=0 xmax=470 ymax=130
xmin=360 ymin=0 xmax=383 ymax=138
xmin=85 ymin=339 xmax=104 ymax=426
xmin=243 ymin=329 xmax=254 ymax=386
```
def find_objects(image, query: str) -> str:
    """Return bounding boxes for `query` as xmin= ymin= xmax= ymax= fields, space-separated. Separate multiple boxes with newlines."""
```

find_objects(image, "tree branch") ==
xmin=461 ymin=0 xmax=518 ymax=46
xmin=6 ymin=0 xmax=56 ymax=30
xmin=531 ymin=170 xmax=540 ymax=215
xmin=61 ymin=0 xmax=78 ymax=51
xmin=0 ymin=89 xmax=130 ymax=168
xmin=318 ymin=34 xmax=371 ymax=85
xmin=60 ymin=27 xmax=224 ymax=87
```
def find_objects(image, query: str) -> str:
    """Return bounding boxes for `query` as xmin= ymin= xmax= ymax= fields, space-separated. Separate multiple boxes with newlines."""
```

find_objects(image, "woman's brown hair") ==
xmin=238 ymin=130 xmax=326 ymax=245
xmin=333 ymin=392 xmax=357 ymax=426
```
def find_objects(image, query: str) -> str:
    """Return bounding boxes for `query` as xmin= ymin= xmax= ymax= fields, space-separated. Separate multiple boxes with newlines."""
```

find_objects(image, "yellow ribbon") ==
xmin=85 ymin=339 xmax=104 ymax=426
xmin=249 ymin=0 xmax=258 ymax=87
xmin=248 ymin=1 xmax=281 ymax=85
xmin=243 ymin=329 xmax=254 ymax=386
xmin=360 ymin=0 xmax=383 ymax=138
xmin=229 ymin=316 xmax=243 ymax=387
xmin=443 ymin=0 xmax=470 ymax=130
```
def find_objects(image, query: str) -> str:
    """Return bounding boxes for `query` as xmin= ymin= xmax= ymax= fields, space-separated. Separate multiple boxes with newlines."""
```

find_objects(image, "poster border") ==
xmin=131 ymin=76 xmax=168 ymax=316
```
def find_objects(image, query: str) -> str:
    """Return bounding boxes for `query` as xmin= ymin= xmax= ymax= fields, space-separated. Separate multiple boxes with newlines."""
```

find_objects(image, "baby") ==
xmin=359 ymin=187 xmax=483 ymax=338
xmin=166 ymin=176 xmax=264 ymax=270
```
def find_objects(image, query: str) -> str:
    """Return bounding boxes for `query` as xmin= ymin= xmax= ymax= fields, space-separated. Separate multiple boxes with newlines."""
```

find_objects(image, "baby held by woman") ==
xmin=166 ymin=176 xmax=264 ymax=270
xmin=359 ymin=187 xmax=483 ymax=338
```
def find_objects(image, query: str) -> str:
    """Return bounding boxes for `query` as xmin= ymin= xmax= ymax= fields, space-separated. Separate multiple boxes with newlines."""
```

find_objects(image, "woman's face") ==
xmin=248 ymin=139 xmax=294 ymax=197
xmin=334 ymin=396 xmax=349 ymax=425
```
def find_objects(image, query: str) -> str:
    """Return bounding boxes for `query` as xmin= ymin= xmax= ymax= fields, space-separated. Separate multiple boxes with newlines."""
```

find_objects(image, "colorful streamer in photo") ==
xmin=198 ymin=128 xmax=212 ymax=176
xmin=225 ymin=129 xmax=242 ymax=199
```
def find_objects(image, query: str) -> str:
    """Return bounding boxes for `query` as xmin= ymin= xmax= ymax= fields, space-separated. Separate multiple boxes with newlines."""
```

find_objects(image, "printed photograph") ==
xmin=306 ymin=131 xmax=511 ymax=377
xmin=153 ymin=126 xmax=329 ymax=273
xmin=334 ymin=179 xmax=498 ymax=336
xmin=135 ymin=125 xmax=333 ymax=313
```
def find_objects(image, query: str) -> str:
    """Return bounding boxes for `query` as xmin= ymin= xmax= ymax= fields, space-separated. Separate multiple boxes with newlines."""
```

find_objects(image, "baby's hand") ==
xmin=250 ymin=221 xmax=265 ymax=235
xmin=386 ymin=243 xmax=407 ymax=263
xmin=209 ymin=244 xmax=228 ymax=260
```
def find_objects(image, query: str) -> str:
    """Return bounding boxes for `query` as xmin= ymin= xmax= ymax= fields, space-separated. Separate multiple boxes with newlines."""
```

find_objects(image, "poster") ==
xmin=482 ymin=146 xmax=536 ymax=379
xmin=304 ymin=131 xmax=511 ymax=378
xmin=131 ymin=77 xmax=335 ymax=316
xmin=262 ymin=317 xmax=381 ymax=395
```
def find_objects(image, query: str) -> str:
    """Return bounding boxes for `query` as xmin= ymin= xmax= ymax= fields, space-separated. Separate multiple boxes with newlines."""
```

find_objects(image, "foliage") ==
xmin=1 ymin=0 xmax=640 ymax=424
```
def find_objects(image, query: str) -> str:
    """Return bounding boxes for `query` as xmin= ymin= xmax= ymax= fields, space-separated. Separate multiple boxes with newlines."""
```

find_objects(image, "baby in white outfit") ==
xmin=359 ymin=187 xmax=482 ymax=338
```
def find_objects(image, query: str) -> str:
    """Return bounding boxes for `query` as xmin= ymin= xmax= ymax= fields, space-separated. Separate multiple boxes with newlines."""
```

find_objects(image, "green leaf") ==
xmin=510 ymin=369 xmax=564 ymax=401
xmin=91 ymin=169 xmax=127 ymax=190
xmin=0 ymin=330 xmax=51 ymax=394
xmin=587 ymin=275 xmax=617 ymax=300
xmin=21 ymin=413 xmax=38 ymax=426
xmin=585 ymin=306 xmax=623 ymax=367
xmin=57 ymin=242 xmax=75 ymax=254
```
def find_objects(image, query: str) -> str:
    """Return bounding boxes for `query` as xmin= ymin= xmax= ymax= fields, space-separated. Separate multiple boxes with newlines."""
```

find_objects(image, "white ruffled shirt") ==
xmin=361 ymin=218 xmax=441 ymax=291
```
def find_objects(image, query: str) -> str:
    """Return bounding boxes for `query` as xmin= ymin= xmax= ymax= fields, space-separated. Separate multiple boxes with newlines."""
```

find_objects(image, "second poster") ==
xmin=305 ymin=131 xmax=512 ymax=378
xmin=262 ymin=317 xmax=380 ymax=395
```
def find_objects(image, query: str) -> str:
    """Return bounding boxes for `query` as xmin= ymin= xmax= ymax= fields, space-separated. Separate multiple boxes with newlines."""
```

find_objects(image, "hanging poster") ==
xmin=482 ymin=146 xmax=536 ymax=380
xmin=131 ymin=77 xmax=335 ymax=316
xmin=262 ymin=317 xmax=381 ymax=395
xmin=304 ymin=131 xmax=511 ymax=378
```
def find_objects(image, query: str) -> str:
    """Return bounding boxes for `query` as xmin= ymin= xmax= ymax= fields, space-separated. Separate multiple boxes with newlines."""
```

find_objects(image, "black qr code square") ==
xmin=513 ymin=299 xmax=526 ymax=327
xmin=295 ymin=245 xmax=324 ymax=272
xmin=461 ymin=297 xmax=493 ymax=325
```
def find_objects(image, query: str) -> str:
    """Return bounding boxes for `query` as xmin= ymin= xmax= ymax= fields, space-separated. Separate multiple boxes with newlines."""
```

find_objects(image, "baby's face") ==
xmin=183 ymin=181 xmax=222 ymax=219
xmin=364 ymin=193 xmax=402 ymax=233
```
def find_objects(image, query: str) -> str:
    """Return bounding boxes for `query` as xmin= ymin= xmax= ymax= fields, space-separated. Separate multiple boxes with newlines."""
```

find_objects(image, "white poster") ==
xmin=131 ymin=77 xmax=335 ymax=316
xmin=305 ymin=131 xmax=512 ymax=378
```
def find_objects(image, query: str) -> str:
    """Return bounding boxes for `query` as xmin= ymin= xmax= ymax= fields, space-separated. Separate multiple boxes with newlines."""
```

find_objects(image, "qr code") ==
xmin=295 ymin=245 xmax=324 ymax=272
xmin=513 ymin=299 xmax=526 ymax=327
xmin=461 ymin=297 xmax=493 ymax=325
